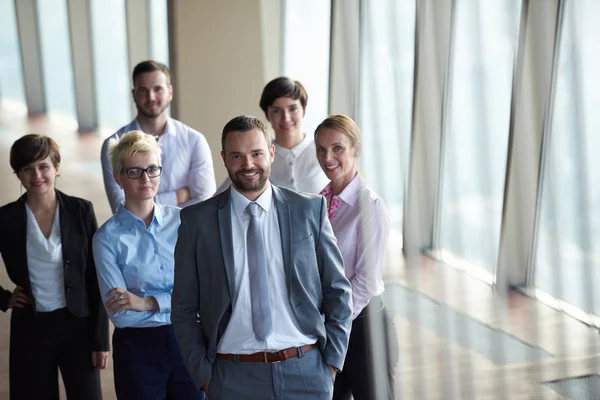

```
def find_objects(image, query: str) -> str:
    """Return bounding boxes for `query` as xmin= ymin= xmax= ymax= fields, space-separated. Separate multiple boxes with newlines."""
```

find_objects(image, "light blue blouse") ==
xmin=93 ymin=204 xmax=180 ymax=328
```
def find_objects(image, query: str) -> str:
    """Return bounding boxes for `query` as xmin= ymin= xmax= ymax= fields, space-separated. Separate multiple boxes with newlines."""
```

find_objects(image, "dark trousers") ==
xmin=112 ymin=324 xmax=206 ymax=400
xmin=9 ymin=306 xmax=102 ymax=400
xmin=333 ymin=296 xmax=399 ymax=400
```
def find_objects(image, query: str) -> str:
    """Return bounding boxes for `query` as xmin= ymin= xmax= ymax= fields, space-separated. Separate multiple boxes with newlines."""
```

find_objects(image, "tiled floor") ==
xmin=0 ymin=105 xmax=598 ymax=399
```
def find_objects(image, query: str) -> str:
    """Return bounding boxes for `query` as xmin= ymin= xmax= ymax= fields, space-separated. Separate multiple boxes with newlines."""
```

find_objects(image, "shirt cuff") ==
xmin=153 ymin=293 xmax=171 ymax=312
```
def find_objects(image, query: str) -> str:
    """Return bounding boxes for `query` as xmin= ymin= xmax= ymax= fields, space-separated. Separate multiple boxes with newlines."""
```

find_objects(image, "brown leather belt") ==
xmin=217 ymin=343 xmax=316 ymax=363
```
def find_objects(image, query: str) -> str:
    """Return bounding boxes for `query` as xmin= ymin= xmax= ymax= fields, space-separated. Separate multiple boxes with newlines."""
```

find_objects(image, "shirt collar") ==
xmin=230 ymin=183 xmax=273 ymax=216
xmin=162 ymin=117 xmax=176 ymax=137
xmin=132 ymin=117 xmax=175 ymax=138
xmin=337 ymin=173 xmax=363 ymax=207
xmin=274 ymin=133 xmax=311 ymax=157
xmin=153 ymin=203 xmax=165 ymax=225
xmin=115 ymin=203 xmax=161 ymax=231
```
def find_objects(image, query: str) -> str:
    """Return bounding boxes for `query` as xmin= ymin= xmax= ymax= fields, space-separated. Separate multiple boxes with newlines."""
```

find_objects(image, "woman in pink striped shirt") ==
xmin=315 ymin=114 xmax=398 ymax=400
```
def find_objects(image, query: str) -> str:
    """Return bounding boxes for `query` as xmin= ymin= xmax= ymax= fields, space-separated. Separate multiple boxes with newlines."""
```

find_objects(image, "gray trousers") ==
xmin=207 ymin=346 xmax=334 ymax=400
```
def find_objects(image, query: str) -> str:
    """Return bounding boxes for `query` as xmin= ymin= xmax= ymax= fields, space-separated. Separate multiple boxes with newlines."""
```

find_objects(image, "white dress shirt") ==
xmin=326 ymin=174 xmax=388 ymax=319
xmin=271 ymin=134 xmax=329 ymax=194
xmin=217 ymin=184 xmax=316 ymax=353
xmin=25 ymin=204 xmax=67 ymax=312
xmin=215 ymin=134 xmax=329 ymax=195
xmin=101 ymin=117 xmax=216 ymax=214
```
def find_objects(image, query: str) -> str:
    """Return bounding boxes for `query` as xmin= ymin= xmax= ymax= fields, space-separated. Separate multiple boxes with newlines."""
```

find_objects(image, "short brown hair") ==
xmin=259 ymin=77 xmax=308 ymax=116
xmin=221 ymin=116 xmax=270 ymax=152
xmin=132 ymin=60 xmax=171 ymax=86
xmin=315 ymin=114 xmax=362 ymax=155
xmin=10 ymin=134 xmax=61 ymax=173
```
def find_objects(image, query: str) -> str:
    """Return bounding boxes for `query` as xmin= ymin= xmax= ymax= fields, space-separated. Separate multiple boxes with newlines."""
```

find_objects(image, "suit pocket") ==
xmin=291 ymin=234 xmax=321 ymax=306
xmin=292 ymin=234 xmax=313 ymax=246
xmin=292 ymin=235 xmax=317 ymax=267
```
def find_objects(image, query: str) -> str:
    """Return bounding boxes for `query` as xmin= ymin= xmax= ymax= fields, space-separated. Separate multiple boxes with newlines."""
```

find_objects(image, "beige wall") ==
xmin=168 ymin=0 xmax=281 ymax=184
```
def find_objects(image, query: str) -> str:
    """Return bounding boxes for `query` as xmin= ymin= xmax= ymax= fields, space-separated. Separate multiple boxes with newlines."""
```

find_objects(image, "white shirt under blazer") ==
xmin=25 ymin=204 xmax=67 ymax=312
xmin=217 ymin=184 xmax=316 ymax=353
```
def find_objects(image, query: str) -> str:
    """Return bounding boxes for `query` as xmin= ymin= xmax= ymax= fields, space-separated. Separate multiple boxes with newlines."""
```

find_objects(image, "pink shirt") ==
xmin=321 ymin=174 xmax=388 ymax=319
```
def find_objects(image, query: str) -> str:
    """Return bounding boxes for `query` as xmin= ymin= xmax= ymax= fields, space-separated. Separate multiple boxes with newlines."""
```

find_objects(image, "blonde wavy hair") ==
xmin=108 ymin=130 xmax=162 ymax=173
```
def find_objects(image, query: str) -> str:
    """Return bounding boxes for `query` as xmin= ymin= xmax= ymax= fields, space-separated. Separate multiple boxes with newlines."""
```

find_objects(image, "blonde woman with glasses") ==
xmin=93 ymin=130 xmax=205 ymax=400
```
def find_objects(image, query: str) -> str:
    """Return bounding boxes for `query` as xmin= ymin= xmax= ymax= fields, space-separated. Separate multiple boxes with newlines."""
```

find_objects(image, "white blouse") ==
xmin=270 ymin=134 xmax=329 ymax=194
xmin=25 ymin=204 xmax=66 ymax=312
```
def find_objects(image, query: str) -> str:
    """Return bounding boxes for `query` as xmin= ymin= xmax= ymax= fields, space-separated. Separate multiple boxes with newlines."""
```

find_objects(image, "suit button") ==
xmin=65 ymin=260 xmax=70 ymax=267
xmin=66 ymin=285 xmax=72 ymax=290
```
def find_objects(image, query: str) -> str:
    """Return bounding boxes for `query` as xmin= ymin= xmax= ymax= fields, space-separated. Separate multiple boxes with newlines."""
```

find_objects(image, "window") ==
xmin=0 ymin=0 xmax=25 ymax=105
xmin=90 ymin=0 xmax=131 ymax=131
xmin=357 ymin=0 xmax=416 ymax=245
xmin=37 ymin=0 xmax=77 ymax=120
xmin=282 ymin=0 xmax=331 ymax=134
xmin=149 ymin=0 xmax=169 ymax=64
xmin=535 ymin=0 xmax=600 ymax=315
xmin=437 ymin=0 xmax=522 ymax=273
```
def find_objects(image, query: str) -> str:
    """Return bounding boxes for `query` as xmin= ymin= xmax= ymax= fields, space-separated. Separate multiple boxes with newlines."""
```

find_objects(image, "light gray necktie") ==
xmin=246 ymin=202 xmax=273 ymax=341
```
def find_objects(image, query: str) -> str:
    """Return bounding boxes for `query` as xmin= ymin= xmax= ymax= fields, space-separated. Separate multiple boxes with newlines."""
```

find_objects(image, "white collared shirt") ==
xmin=327 ymin=174 xmax=388 ymax=319
xmin=215 ymin=134 xmax=329 ymax=195
xmin=101 ymin=117 xmax=216 ymax=214
xmin=25 ymin=204 xmax=67 ymax=312
xmin=271 ymin=134 xmax=330 ymax=194
xmin=217 ymin=183 xmax=316 ymax=353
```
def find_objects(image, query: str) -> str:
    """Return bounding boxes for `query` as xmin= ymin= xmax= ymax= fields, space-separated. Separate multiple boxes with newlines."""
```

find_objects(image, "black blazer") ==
xmin=0 ymin=190 xmax=109 ymax=351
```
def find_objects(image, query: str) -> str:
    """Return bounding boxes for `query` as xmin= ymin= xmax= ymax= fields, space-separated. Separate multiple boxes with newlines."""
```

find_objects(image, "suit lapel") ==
xmin=273 ymin=186 xmax=292 ymax=291
xmin=57 ymin=191 xmax=72 ymax=260
xmin=14 ymin=197 xmax=30 ymax=287
xmin=217 ymin=190 xmax=236 ymax=303
xmin=56 ymin=191 xmax=83 ymax=269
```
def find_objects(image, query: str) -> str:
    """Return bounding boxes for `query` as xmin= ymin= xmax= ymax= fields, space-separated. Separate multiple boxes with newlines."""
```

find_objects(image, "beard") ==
xmin=135 ymin=100 xmax=170 ymax=119
xmin=229 ymin=167 xmax=269 ymax=194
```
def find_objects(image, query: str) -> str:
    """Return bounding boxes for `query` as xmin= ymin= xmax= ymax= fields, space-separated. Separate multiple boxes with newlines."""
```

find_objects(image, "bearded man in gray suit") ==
xmin=172 ymin=115 xmax=352 ymax=400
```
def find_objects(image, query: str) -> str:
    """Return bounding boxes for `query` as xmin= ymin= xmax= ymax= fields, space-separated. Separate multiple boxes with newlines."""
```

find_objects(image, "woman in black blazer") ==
xmin=0 ymin=134 xmax=109 ymax=399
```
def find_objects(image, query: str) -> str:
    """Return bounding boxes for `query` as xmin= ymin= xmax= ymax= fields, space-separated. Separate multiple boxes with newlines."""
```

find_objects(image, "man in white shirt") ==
xmin=172 ymin=115 xmax=352 ymax=399
xmin=101 ymin=60 xmax=216 ymax=213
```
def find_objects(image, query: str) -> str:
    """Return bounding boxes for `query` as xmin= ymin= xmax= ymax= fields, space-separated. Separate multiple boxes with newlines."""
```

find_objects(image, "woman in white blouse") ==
xmin=315 ymin=115 xmax=399 ymax=400
xmin=0 ymin=134 xmax=109 ymax=399
xmin=216 ymin=77 xmax=329 ymax=194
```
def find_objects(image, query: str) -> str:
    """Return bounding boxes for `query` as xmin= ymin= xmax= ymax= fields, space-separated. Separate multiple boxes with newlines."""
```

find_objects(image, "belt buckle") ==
xmin=264 ymin=351 xmax=282 ymax=364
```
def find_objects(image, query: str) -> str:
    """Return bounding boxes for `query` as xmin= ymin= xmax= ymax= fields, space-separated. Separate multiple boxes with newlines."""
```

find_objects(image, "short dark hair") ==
xmin=10 ymin=134 xmax=61 ymax=173
xmin=132 ymin=60 xmax=171 ymax=86
xmin=259 ymin=77 xmax=308 ymax=116
xmin=221 ymin=116 xmax=270 ymax=152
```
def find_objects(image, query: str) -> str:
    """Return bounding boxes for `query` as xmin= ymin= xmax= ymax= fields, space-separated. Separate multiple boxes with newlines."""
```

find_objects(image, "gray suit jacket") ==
xmin=172 ymin=185 xmax=352 ymax=390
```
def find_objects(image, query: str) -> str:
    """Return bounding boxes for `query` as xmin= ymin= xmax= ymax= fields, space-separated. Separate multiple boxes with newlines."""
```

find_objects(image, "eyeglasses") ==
xmin=121 ymin=166 xmax=163 ymax=179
